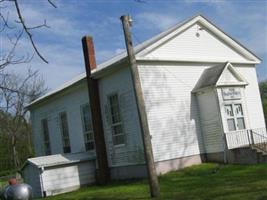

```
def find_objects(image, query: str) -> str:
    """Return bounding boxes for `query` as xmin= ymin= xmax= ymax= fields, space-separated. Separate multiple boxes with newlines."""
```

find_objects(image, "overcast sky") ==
xmin=1 ymin=0 xmax=267 ymax=91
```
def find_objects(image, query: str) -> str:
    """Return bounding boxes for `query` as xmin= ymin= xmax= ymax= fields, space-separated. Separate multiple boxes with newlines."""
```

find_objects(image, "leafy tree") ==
xmin=0 ymin=70 xmax=47 ymax=170
xmin=259 ymin=80 xmax=267 ymax=126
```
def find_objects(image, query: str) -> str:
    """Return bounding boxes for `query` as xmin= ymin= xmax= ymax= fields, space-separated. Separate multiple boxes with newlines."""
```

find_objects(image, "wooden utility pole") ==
xmin=120 ymin=15 xmax=160 ymax=198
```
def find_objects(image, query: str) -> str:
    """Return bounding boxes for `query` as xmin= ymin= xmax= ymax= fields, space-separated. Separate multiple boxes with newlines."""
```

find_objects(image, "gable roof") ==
xmin=192 ymin=62 xmax=248 ymax=92
xmin=27 ymin=14 xmax=260 ymax=108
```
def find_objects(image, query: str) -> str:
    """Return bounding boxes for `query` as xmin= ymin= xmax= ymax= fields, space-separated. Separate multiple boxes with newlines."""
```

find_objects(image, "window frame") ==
xmin=80 ymin=103 xmax=95 ymax=151
xmin=108 ymin=93 xmax=125 ymax=147
xmin=59 ymin=111 xmax=71 ymax=154
xmin=41 ymin=118 xmax=51 ymax=155
xmin=224 ymin=102 xmax=246 ymax=132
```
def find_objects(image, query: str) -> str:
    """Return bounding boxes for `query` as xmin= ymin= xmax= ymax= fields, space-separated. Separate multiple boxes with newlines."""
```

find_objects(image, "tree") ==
xmin=0 ymin=69 xmax=47 ymax=169
xmin=0 ymin=0 xmax=52 ymax=170
xmin=0 ymin=0 xmax=56 ymax=70
xmin=259 ymin=80 xmax=267 ymax=126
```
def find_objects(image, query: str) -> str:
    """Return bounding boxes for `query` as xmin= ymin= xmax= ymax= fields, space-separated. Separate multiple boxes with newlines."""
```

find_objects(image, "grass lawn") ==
xmin=0 ymin=179 xmax=8 ymax=190
xmin=34 ymin=163 xmax=267 ymax=199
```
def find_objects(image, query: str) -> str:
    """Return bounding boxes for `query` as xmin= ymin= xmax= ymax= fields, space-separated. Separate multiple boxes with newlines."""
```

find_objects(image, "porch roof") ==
xmin=192 ymin=62 xmax=226 ymax=92
xmin=192 ymin=62 xmax=248 ymax=92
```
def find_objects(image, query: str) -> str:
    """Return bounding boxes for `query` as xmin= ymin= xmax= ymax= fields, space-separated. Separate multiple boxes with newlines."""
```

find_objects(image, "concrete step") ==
xmin=228 ymin=146 xmax=267 ymax=164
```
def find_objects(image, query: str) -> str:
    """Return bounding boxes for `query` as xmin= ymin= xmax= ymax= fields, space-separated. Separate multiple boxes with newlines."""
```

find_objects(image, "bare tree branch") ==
xmin=13 ymin=0 xmax=49 ymax=63
xmin=48 ymin=0 xmax=57 ymax=8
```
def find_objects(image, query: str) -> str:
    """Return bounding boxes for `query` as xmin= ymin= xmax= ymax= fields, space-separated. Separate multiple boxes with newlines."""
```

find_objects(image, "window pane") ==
xmin=82 ymin=104 xmax=92 ymax=132
xmin=234 ymin=104 xmax=243 ymax=117
xmin=237 ymin=117 xmax=245 ymax=130
xmin=109 ymin=94 xmax=125 ymax=146
xmin=113 ymin=135 xmax=125 ymax=145
xmin=109 ymin=94 xmax=121 ymax=124
xmin=227 ymin=119 xmax=236 ymax=131
xmin=85 ymin=142 xmax=94 ymax=151
xmin=112 ymin=113 xmax=120 ymax=123
xmin=225 ymin=105 xmax=234 ymax=117
xmin=85 ymin=132 xmax=94 ymax=141
xmin=60 ymin=112 xmax=71 ymax=153
xmin=113 ymin=124 xmax=123 ymax=135
xmin=81 ymin=104 xmax=95 ymax=151
xmin=42 ymin=119 xmax=51 ymax=155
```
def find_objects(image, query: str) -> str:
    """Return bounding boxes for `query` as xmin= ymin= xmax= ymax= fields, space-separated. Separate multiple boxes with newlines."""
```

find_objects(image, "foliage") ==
xmin=259 ymin=80 xmax=267 ymax=126
xmin=0 ymin=70 xmax=47 ymax=171
xmin=38 ymin=163 xmax=267 ymax=200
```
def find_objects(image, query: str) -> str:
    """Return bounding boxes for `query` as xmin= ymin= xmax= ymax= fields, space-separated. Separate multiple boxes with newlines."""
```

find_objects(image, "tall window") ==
xmin=225 ymin=104 xmax=245 ymax=131
xmin=81 ymin=104 xmax=94 ymax=151
xmin=41 ymin=119 xmax=51 ymax=155
xmin=109 ymin=94 xmax=125 ymax=146
xmin=59 ymin=112 xmax=71 ymax=153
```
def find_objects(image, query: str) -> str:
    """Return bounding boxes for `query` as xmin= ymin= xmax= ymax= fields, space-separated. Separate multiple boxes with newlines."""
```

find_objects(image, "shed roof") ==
xmin=22 ymin=152 xmax=95 ymax=169
xmin=193 ymin=62 xmax=227 ymax=91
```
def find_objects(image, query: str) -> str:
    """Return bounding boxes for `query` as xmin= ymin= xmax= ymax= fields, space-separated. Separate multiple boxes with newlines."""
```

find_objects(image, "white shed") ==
xmin=21 ymin=152 xmax=96 ymax=198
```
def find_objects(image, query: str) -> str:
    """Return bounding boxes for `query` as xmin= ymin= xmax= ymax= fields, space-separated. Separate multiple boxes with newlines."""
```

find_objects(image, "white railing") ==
xmin=225 ymin=129 xmax=250 ymax=149
xmin=225 ymin=127 xmax=267 ymax=151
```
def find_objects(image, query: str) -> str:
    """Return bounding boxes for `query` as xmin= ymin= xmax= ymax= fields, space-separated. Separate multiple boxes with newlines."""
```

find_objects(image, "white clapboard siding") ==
xmin=197 ymin=89 xmax=224 ymax=153
xmin=21 ymin=153 xmax=96 ymax=198
xmin=143 ymin=23 xmax=248 ymax=63
xmin=42 ymin=161 xmax=95 ymax=195
xmin=234 ymin=65 xmax=266 ymax=129
xmin=31 ymin=81 xmax=92 ymax=156
xmin=217 ymin=67 xmax=242 ymax=85
xmin=22 ymin=164 xmax=42 ymax=198
xmin=137 ymin=62 xmax=212 ymax=162
xmin=98 ymin=66 xmax=145 ymax=167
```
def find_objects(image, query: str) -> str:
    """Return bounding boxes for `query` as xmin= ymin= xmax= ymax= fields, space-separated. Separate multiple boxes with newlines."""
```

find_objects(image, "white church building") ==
xmin=22 ymin=15 xmax=266 ymax=197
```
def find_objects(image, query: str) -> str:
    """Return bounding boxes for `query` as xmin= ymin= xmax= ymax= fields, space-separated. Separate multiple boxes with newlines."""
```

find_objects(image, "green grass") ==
xmin=0 ymin=179 xmax=8 ymax=190
xmin=35 ymin=163 xmax=267 ymax=199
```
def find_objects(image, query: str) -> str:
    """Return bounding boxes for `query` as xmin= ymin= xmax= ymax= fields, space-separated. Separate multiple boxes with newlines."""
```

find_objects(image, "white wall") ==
xmin=138 ymin=62 xmax=265 ymax=160
xmin=42 ymin=160 xmax=95 ymax=196
xmin=197 ymin=89 xmax=224 ymax=153
xmin=138 ymin=62 xmax=209 ymax=162
xmin=30 ymin=81 xmax=92 ymax=156
xmin=98 ymin=66 xmax=145 ymax=167
xmin=142 ymin=23 xmax=248 ymax=63
xmin=234 ymin=65 xmax=266 ymax=129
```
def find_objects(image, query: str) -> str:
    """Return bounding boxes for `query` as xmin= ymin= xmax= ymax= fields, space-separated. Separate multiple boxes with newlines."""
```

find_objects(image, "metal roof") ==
xmin=27 ymin=14 xmax=260 ymax=108
xmin=22 ymin=152 xmax=95 ymax=169
xmin=26 ymin=15 xmax=194 ymax=108
xmin=193 ymin=62 xmax=227 ymax=92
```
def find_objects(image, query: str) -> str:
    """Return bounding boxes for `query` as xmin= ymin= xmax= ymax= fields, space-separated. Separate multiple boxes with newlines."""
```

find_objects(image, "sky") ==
xmin=1 ymin=0 xmax=267 ymax=91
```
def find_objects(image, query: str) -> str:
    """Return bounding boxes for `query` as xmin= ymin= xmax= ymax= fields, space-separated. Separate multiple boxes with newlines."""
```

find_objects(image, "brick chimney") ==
xmin=82 ymin=36 xmax=97 ymax=72
xmin=81 ymin=36 xmax=110 ymax=184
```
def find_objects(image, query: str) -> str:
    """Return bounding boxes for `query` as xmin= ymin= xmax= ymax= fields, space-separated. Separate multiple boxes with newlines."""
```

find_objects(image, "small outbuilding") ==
xmin=21 ymin=152 xmax=96 ymax=198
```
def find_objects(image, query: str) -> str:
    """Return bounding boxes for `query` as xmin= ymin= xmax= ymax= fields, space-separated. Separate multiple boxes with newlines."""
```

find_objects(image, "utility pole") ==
xmin=120 ymin=15 xmax=160 ymax=198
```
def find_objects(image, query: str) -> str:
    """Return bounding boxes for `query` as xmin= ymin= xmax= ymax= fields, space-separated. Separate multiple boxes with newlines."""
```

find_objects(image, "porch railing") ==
xmin=225 ymin=127 xmax=267 ymax=152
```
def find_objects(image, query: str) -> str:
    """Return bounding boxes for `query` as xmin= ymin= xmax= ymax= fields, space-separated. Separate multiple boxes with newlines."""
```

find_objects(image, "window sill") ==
xmin=114 ymin=144 xmax=126 ymax=148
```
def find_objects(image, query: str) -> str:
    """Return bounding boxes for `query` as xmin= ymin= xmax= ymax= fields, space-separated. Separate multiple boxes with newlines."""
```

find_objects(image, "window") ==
xmin=81 ymin=104 xmax=94 ymax=151
xmin=59 ymin=112 xmax=71 ymax=153
xmin=109 ymin=94 xmax=125 ymax=146
xmin=225 ymin=103 xmax=245 ymax=131
xmin=41 ymin=119 xmax=51 ymax=155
